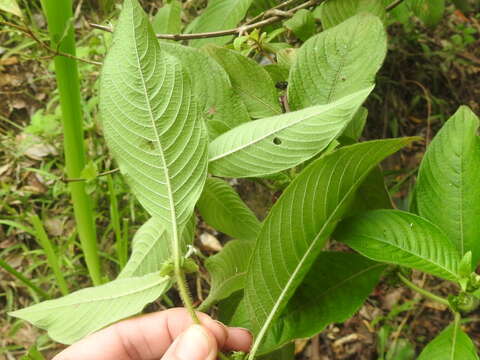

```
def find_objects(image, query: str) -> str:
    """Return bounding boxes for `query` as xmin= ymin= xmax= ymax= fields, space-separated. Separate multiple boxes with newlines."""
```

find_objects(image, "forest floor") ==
xmin=0 ymin=2 xmax=479 ymax=359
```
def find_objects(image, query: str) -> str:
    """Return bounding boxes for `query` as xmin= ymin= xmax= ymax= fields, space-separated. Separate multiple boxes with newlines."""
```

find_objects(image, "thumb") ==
xmin=162 ymin=325 xmax=218 ymax=360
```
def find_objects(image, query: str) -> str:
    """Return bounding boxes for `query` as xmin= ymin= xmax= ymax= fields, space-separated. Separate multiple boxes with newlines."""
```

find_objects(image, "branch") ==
xmin=90 ymin=0 xmax=322 ymax=41
xmin=0 ymin=21 xmax=102 ymax=66
xmin=386 ymin=0 xmax=405 ymax=12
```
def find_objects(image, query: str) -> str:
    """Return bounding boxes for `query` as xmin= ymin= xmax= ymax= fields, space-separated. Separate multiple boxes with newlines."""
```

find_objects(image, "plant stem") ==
xmin=30 ymin=215 xmax=69 ymax=295
xmin=0 ymin=258 xmax=50 ymax=299
xmin=386 ymin=0 xmax=405 ymax=12
xmin=41 ymin=0 xmax=102 ymax=286
xmin=175 ymin=267 xmax=200 ymax=324
xmin=398 ymin=273 xmax=450 ymax=307
xmin=107 ymin=175 xmax=126 ymax=269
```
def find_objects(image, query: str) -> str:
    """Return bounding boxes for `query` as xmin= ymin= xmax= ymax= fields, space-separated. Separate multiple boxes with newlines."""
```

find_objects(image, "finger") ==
xmin=161 ymin=325 xmax=217 ymax=360
xmin=53 ymin=308 xmax=231 ymax=360
xmin=223 ymin=327 xmax=253 ymax=353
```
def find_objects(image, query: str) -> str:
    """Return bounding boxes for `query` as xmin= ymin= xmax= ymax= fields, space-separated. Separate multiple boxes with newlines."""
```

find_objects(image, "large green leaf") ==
xmin=188 ymin=0 xmax=254 ymax=48
xmin=335 ymin=210 xmax=460 ymax=281
xmin=203 ymin=46 xmax=281 ymax=119
xmin=318 ymin=0 xmax=386 ymax=29
xmin=152 ymin=0 xmax=182 ymax=34
xmin=162 ymin=42 xmax=250 ymax=139
xmin=258 ymin=343 xmax=295 ymax=360
xmin=243 ymin=138 xmax=414 ymax=359
xmin=119 ymin=216 xmax=195 ymax=278
xmin=283 ymin=9 xmax=316 ymax=42
xmin=416 ymin=106 xmax=480 ymax=267
xmin=288 ymin=13 xmax=386 ymax=110
xmin=9 ymin=274 xmax=171 ymax=344
xmin=417 ymin=323 xmax=479 ymax=360
xmin=197 ymin=178 xmax=260 ymax=241
xmin=0 ymin=0 xmax=22 ymax=17
xmin=200 ymin=240 xmax=255 ymax=311
xmin=263 ymin=252 xmax=386 ymax=352
xmin=208 ymin=87 xmax=372 ymax=178
xmin=99 ymin=0 xmax=208 ymax=263
xmin=410 ymin=0 xmax=445 ymax=27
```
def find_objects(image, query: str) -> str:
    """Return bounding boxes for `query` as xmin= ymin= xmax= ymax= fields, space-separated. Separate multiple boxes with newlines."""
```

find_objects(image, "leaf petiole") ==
xmin=398 ymin=273 xmax=450 ymax=307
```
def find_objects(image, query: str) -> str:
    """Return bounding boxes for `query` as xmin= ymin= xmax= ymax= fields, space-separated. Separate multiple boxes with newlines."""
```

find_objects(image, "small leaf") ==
xmin=9 ymin=274 xmax=172 ymax=344
xmin=410 ymin=0 xmax=445 ymax=27
xmin=200 ymin=240 xmax=255 ymax=311
xmin=417 ymin=323 xmax=479 ymax=360
xmin=118 ymin=216 xmax=195 ymax=278
xmin=197 ymin=178 xmax=260 ymax=241
xmin=288 ymin=13 xmax=387 ymax=110
xmin=208 ymin=87 xmax=373 ymax=178
xmin=319 ymin=0 xmax=386 ymax=29
xmin=187 ymin=0 xmax=254 ymax=47
xmin=416 ymin=106 xmax=480 ymax=266
xmin=152 ymin=0 xmax=182 ymax=34
xmin=80 ymin=161 xmax=97 ymax=181
xmin=162 ymin=42 xmax=251 ymax=138
xmin=262 ymin=252 xmax=386 ymax=353
xmin=0 ymin=0 xmax=22 ymax=17
xmin=203 ymin=46 xmax=281 ymax=119
xmin=335 ymin=210 xmax=461 ymax=281
xmin=283 ymin=9 xmax=316 ymax=42
xmin=243 ymin=138 xmax=415 ymax=358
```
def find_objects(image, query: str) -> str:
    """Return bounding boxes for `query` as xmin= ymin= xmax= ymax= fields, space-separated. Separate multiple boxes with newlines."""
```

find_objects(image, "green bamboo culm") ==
xmin=40 ymin=0 xmax=102 ymax=285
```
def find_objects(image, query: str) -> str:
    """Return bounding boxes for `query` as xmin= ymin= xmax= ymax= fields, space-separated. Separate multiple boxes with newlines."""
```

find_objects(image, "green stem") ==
xmin=107 ymin=175 xmax=126 ymax=269
xmin=30 ymin=215 xmax=69 ymax=295
xmin=175 ymin=267 xmax=200 ymax=324
xmin=40 ymin=0 xmax=101 ymax=285
xmin=398 ymin=273 xmax=450 ymax=307
xmin=0 ymin=258 xmax=50 ymax=299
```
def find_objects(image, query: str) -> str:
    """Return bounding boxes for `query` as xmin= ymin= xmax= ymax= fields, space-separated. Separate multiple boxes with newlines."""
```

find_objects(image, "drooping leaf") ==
xmin=152 ymin=0 xmax=182 ymax=34
xmin=283 ymin=9 xmax=316 ymax=42
xmin=335 ymin=210 xmax=460 ymax=281
xmin=197 ymin=178 xmax=260 ymax=241
xmin=99 ymin=0 xmax=208 ymax=270
xmin=9 ymin=274 xmax=172 ymax=344
xmin=161 ymin=42 xmax=251 ymax=138
xmin=243 ymin=138 xmax=415 ymax=358
xmin=200 ymin=240 xmax=255 ymax=311
xmin=342 ymin=107 xmax=368 ymax=141
xmin=261 ymin=252 xmax=386 ymax=353
xmin=416 ymin=106 xmax=480 ymax=267
xmin=288 ymin=13 xmax=386 ymax=111
xmin=187 ymin=0 xmax=254 ymax=48
xmin=410 ymin=0 xmax=445 ymax=27
xmin=119 ymin=216 xmax=195 ymax=278
xmin=0 ymin=0 xmax=22 ymax=17
xmin=208 ymin=87 xmax=373 ymax=178
xmin=203 ymin=46 xmax=281 ymax=118
xmin=417 ymin=323 xmax=479 ymax=360
xmin=319 ymin=0 xmax=386 ymax=29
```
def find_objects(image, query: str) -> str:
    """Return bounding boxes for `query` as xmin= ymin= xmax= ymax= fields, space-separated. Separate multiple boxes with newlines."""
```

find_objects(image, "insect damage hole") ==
xmin=273 ymin=137 xmax=282 ymax=145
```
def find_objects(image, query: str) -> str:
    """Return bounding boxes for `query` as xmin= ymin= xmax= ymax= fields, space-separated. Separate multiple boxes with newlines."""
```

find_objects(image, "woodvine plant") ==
xmin=8 ymin=0 xmax=480 ymax=358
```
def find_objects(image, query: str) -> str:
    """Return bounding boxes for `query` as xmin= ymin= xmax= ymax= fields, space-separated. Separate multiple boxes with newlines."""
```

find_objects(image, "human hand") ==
xmin=53 ymin=308 xmax=252 ymax=360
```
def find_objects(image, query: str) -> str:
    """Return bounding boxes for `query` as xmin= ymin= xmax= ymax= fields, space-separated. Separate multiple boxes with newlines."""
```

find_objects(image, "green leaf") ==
xmin=119 ymin=216 xmax=195 ymax=278
xmin=161 ymin=42 xmax=250 ymax=138
xmin=319 ymin=0 xmax=386 ymax=29
xmin=188 ymin=0 xmax=254 ymax=48
xmin=417 ymin=323 xmax=479 ymax=360
xmin=283 ymin=9 xmax=316 ymax=42
xmin=200 ymin=240 xmax=255 ymax=311
xmin=288 ymin=13 xmax=387 ymax=111
xmin=9 ymin=274 xmax=172 ymax=344
xmin=257 ymin=343 xmax=295 ymax=360
xmin=152 ymin=0 xmax=182 ymax=34
xmin=203 ymin=46 xmax=281 ymax=118
xmin=197 ymin=178 xmax=260 ymax=241
xmin=410 ymin=0 xmax=445 ymax=27
xmin=243 ymin=138 xmax=414 ymax=358
xmin=416 ymin=106 xmax=480 ymax=267
xmin=335 ymin=210 xmax=461 ymax=281
xmin=99 ymin=0 xmax=208 ymax=268
xmin=264 ymin=64 xmax=290 ymax=86
xmin=262 ymin=252 xmax=386 ymax=353
xmin=0 ymin=0 xmax=22 ymax=17
xmin=342 ymin=107 xmax=368 ymax=141
xmin=208 ymin=87 xmax=373 ymax=178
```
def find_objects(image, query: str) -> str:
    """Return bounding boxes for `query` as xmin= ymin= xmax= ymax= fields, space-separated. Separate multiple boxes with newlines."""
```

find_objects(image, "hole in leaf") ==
xmin=273 ymin=137 xmax=282 ymax=145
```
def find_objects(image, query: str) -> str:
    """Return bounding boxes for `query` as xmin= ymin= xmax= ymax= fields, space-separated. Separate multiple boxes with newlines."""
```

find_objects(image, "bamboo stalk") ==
xmin=40 ymin=0 xmax=101 ymax=285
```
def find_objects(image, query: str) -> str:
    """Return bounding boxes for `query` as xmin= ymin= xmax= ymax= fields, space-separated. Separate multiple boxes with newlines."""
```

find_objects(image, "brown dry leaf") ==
xmin=199 ymin=233 xmax=222 ymax=252
xmin=0 ymin=163 xmax=11 ymax=177
xmin=0 ymin=57 xmax=18 ymax=66
xmin=44 ymin=217 xmax=64 ymax=237
xmin=24 ymin=142 xmax=57 ymax=160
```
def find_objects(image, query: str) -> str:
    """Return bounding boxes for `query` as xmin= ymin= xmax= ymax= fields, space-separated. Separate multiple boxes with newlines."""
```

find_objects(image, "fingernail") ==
xmin=174 ymin=325 xmax=214 ymax=360
xmin=233 ymin=327 xmax=254 ymax=337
